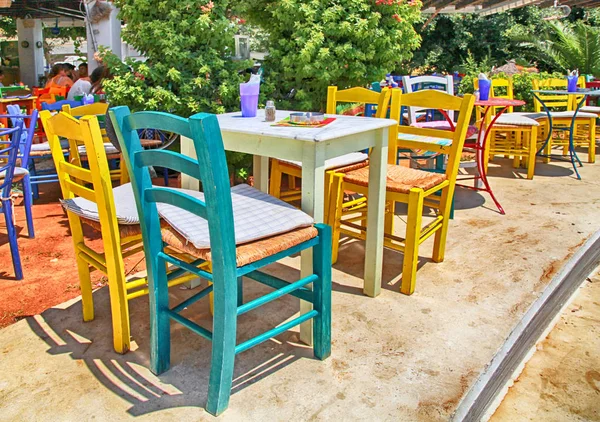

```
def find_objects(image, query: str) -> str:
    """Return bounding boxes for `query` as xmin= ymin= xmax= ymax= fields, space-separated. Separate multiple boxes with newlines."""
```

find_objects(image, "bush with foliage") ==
xmin=102 ymin=0 xmax=250 ymax=117
xmin=100 ymin=0 xmax=254 ymax=178
xmin=242 ymin=0 xmax=422 ymax=111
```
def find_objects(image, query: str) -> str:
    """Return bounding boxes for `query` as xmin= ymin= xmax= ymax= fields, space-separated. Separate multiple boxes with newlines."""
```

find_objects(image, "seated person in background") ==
xmin=64 ymin=63 xmax=77 ymax=82
xmin=45 ymin=64 xmax=74 ymax=88
xmin=67 ymin=71 xmax=91 ymax=101
xmin=90 ymin=65 xmax=108 ymax=95
xmin=78 ymin=62 xmax=88 ymax=79
xmin=67 ymin=65 xmax=106 ymax=101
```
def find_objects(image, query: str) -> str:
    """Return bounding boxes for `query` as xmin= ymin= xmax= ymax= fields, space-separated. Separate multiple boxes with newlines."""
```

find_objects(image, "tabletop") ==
xmin=532 ymin=89 xmax=600 ymax=96
xmin=0 ymin=96 xmax=36 ymax=103
xmin=474 ymin=98 xmax=525 ymax=107
xmin=217 ymin=109 xmax=396 ymax=142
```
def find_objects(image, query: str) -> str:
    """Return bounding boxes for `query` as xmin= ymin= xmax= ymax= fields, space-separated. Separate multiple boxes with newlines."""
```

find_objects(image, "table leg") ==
xmin=364 ymin=128 xmax=388 ymax=298
xmin=252 ymin=155 xmax=269 ymax=193
xmin=179 ymin=135 xmax=200 ymax=191
xmin=299 ymin=144 xmax=326 ymax=345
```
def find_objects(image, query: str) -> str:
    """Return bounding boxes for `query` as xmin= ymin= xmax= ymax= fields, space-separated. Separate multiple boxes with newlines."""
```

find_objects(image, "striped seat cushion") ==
xmin=78 ymin=143 xmax=120 ymax=156
xmin=411 ymin=121 xmax=479 ymax=139
xmin=30 ymin=139 xmax=70 ymax=153
xmin=494 ymin=113 xmax=540 ymax=127
xmin=398 ymin=132 xmax=453 ymax=147
xmin=0 ymin=167 xmax=29 ymax=182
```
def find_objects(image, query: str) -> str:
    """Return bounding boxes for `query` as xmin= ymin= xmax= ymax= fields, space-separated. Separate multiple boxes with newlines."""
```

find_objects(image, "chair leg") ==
xmin=512 ymin=132 xmax=521 ymax=169
xmin=237 ymin=276 xmax=243 ymax=306
xmin=105 ymin=254 xmax=132 ymax=354
xmin=206 ymin=275 xmax=238 ymax=416
xmin=149 ymin=253 xmax=171 ymax=373
xmin=288 ymin=174 xmax=296 ymax=190
xmin=527 ymin=127 xmax=537 ymax=180
xmin=329 ymin=173 xmax=345 ymax=265
xmin=29 ymin=160 xmax=39 ymax=200
xmin=3 ymin=199 xmax=23 ymax=280
xmin=401 ymin=188 xmax=424 ymax=296
xmin=589 ymin=119 xmax=596 ymax=164
xmin=269 ymin=159 xmax=282 ymax=199
xmin=432 ymin=184 xmax=454 ymax=264
xmin=384 ymin=201 xmax=395 ymax=236
xmin=21 ymin=175 xmax=35 ymax=238
xmin=313 ymin=223 xmax=331 ymax=360
xmin=75 ymin=252 xmax=95 ymax=322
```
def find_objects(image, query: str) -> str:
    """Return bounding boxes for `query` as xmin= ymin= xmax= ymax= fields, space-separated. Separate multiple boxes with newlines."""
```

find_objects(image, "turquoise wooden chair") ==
xmin=110 ymin=106 xmax=332 ymax=416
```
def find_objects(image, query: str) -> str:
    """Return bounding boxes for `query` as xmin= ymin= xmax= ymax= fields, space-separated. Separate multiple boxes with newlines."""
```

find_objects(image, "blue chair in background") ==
xmin=0 ymin=122 xmax=26 ymax=279
xmin=111 ymin=106 xmax=332 ymax=416
xmin=4 ymin=105 xmax=38 ymax=236
xmin=40 ymin=99 xmax=83 ymax=112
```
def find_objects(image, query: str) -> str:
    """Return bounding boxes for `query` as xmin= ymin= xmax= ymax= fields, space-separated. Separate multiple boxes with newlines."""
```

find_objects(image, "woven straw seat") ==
xmin=162 ymin=225 xmax=318 ymax=267
xmin=343 ymin=164 xmax=447 ymax=194
xmin=140 ymin=139 xmax=164 ymax=148
xmin=80 ymin=216 xmax=143 ymax=238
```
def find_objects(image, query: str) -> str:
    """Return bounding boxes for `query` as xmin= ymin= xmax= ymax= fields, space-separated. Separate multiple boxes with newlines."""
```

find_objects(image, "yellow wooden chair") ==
xmin=474 ymin=77 xmax=540 ymax=179
xmin=532 ymin=78 xmax=596 ymax=164
xmin=328 ymin=90 xmax=475 ymax=295
xmin=40 ymin=110 xmax=196 ymax=354
xmin=60 ymin=102 xmax=131 ymax=185
xmin=269 ymin=86 xmax=392 ymax=220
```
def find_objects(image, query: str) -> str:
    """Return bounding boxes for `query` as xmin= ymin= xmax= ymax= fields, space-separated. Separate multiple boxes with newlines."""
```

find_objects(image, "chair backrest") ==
xmin=39 ymin=110 xmax=125 ymax=269
xmin=110 ymin=106 xmax=238 ymax=294
xmin=392 ymin=90 xmax=475 ymax=186
xmin=402 ymin=75 xmax=455 ymax=123
xmin=1 ymin=104 xmax=39 ymax=167
xmin=532 ymin=78 xmax=585 ymax=112
xmin=41 ymin=99 xmax=83 ymax=112
xmin=62 ymin=102 xmax=109 ymax=117
xmin=326 ymin=86 xmax=392 ymax=119
xmin=474 ymin=77 xmax=515 ymax=113
xmin=0 ymin=124 xmax=25 ymax=198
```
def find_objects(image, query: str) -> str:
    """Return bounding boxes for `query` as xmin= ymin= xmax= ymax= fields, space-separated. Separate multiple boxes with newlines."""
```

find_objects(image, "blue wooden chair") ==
xmin=0 ymin=122 xmax=26 ymax=279
xmin=40 ymin=99 xmax=83 ymax=112
xmin=110 ymin=106 xmax=332 ymax=416
xmin=3 ymin=105 xmax=38 ymax=237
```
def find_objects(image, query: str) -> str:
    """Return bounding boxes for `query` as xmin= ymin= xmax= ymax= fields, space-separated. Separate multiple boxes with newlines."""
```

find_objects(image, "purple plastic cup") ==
xmin=240 ymin=82 xmax=260 ymax=117
xmin=478 ymin=79 xmax=491 ymax=101
xmin=567 ymin=75 xmax=578 ymax=93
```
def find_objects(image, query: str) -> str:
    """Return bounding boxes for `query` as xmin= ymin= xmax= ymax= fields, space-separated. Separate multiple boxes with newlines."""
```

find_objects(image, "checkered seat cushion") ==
xmin=0 ymin=167 xmax=29 ymax=182
xmin=159 ymin=184 xmax=314 ymax=249
xmin=61 ymin=183 xmax=140 ymax=224
xmin=397 ymin=132 xmax=453 ymax=147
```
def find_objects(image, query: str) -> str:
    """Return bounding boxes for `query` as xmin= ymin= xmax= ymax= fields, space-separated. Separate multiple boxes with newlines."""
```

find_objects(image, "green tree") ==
xmin=102 ymin=0 xmax=250 ymax=117
xmin=512 ymin=21 xmax=600 ymax=77
xmin=242 ymin=0 xmax=422 ymax=111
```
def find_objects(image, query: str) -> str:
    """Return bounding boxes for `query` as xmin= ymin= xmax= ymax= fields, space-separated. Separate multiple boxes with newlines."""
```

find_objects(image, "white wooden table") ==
xmin=180 ymin=109 xmax=396 ymax=344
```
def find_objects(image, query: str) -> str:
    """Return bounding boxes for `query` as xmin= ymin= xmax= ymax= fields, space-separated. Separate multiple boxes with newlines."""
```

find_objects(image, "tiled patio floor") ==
xmin=1 ymin=153 xmax=599 ymax=421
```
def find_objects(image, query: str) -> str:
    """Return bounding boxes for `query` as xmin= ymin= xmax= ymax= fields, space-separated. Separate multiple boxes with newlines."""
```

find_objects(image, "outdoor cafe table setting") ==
xmin=180 ymin=108 xmax=397 ymax=344
xmin=532 ymin=88 xmax=600 ymax=180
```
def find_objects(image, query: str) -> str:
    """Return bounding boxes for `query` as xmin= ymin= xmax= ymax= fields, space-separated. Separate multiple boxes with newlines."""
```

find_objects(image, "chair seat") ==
xmin=30 ymin=139 xmax=70 ymax=156
xmin=159 ymin=184 xmax=314 ymax=249
xmin=581 ymin=106 xmax=600 ymax=115
xmin=494 ymin=113 xmax=540 ymax=127
xmin=80 ymin=216 xmax=143 ymax=239
xmin=398 ymin=132 xmax=453 ymax=147
xmin=78 ymin=143 xmax=120 ymax=156
xmin=511 ymin=111 xmax=597 ymax=120
xmin=343 ymin=164 xmax=447 ymax=194
xmin=61 ymin=183 xmax=140 ymax=225
xmin=279 ymin=152 xmax=368 ymax=171
xmin=0 ymin=167 xmax=29 ymax=182
xmin=411 ymin=121 xmax=479 ymax=138
xmin=162 ymin=225 xmax=318 ymax=267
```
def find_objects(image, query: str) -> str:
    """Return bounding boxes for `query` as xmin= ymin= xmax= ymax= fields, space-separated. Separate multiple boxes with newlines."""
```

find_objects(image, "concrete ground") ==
xmin=1 ymin=153 xmax=600 ymax=421
xmin=491 ymin=269 xmax=600 ymax=422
